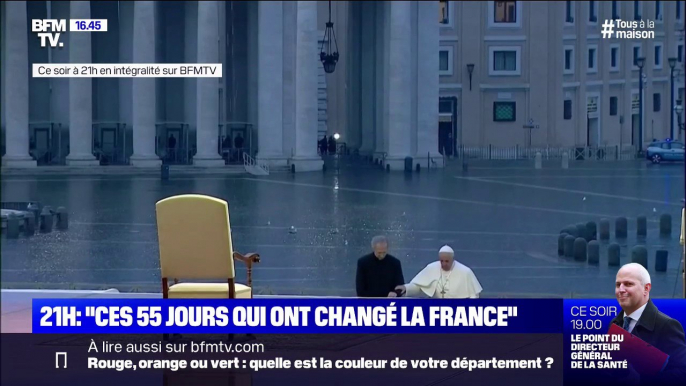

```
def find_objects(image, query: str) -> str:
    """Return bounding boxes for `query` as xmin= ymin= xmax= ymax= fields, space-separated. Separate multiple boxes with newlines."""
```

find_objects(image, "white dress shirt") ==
xmin=623 ymin=302 xmax=648 ymax=333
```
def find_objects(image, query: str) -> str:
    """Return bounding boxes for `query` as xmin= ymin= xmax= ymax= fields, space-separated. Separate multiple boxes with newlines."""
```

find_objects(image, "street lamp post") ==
xmin=669 ymin=57 xmax=677 ymax=139
xmin=636 ymin=57 xmax=646 ymax=156
xmin=677 ymin=99 xmax=684 ymax=131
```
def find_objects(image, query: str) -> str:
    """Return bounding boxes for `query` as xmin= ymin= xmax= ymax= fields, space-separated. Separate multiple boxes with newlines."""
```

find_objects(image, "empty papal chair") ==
xmin=155 ymin=194 xmax=260 ymax=299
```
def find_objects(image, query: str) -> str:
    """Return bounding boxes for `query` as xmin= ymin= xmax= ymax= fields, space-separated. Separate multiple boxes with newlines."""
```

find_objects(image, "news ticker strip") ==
xmin=27 ymin=299 xmax=686 ymax=386
xmin=81 ymin=336 xmax=555 ymax=371
xmin=32 ymin=64 xmax=223 ymax=78
xmin=84 ymin=355 xmax=554 ymax=372
xmin=0 ymin=334 xmax=561 ymax=384
xmin=32 ymin=299 xmax=686 ymax=335
xmin=33 ymin=299 xmax=560 ymax=334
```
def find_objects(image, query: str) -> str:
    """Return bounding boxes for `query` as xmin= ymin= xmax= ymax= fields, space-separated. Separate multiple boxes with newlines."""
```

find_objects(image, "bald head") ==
xmin=618 ymin=263 xmax=651 ymax=286
xmin=615 ymin=263 xmax=651 ymax=315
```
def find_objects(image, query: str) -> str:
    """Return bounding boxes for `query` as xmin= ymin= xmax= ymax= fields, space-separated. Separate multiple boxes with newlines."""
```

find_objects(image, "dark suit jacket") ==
xmin=355 ymin=253 xmax=404 ymax=297
xmin=609 ymin=299 xmax=686 ymax=385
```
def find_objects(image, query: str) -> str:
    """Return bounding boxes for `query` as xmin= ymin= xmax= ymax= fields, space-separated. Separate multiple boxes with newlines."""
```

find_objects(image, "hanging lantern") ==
xmin=320 ymin=1 xmax=339 ymax=74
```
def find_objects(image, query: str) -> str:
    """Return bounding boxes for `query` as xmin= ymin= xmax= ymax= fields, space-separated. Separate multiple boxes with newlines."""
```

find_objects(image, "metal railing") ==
xmin=429 ymin=150 xmax=446 ymax=169
xmin=28 ymin=121 xmax=67 ymax=165
xmin=4 ymin=120 xmax=261 ymax=167
xmin=92 ymin=121 xmax=130 ymax=165
xmin=317 ymin=140 xmax=344 ymax=156
xmin=219 ymin=121 xmax=255 ymax=165
xmin=242 ymin=152 xmax=269 ymax=175
xmin=455 ymin=145 xmax=639 ymax=161
xmin=156 ymin=122 xmax=192 ymax=165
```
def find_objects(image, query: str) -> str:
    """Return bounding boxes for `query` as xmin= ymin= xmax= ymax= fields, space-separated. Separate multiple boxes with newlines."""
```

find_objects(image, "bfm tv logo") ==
xmin=32 ymin=19 xmax=67 ymax=47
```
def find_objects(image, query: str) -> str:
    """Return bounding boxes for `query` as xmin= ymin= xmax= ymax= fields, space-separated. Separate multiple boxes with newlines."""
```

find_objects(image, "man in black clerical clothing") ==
xmin=356 ymin=236 xmax=404 ymax=297
xmin=608 ymin=263 xmax=686 ymax=385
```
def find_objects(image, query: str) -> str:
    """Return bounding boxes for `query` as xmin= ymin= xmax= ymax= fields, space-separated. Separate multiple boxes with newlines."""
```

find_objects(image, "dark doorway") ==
xmin=156 ymin=123 xmax=191 ymax=165
xmin=99 ymin=128 xmax=117 ymax=164
xmin=438 ymin=97 xmax=457 ymax=156
xmin=93 ymin=123 xmax=129 ymax=165
xmin=439 ymin=120 xmax=453 ymax=156
xmin=33 ymin=128 xmax=51 ymax=165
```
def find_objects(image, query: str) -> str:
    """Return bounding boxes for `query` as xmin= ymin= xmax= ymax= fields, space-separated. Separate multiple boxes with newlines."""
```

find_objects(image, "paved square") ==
xmin=1 ymin=160 xmax=683 ymax=298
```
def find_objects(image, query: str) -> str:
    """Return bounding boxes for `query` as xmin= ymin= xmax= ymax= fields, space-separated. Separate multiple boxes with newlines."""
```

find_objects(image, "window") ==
xmin=495 ymin=51 xmax=517 ymax=71
xmin=564 ymin=47 xmax=574 ymax=74
xmin=653 ymin=93 xmax=661 ymax=112
xmin=588 ymin=1 xmax=597 ymax=22
xmin=655 ymin=1 xmax=662 ymax=21
xmin=588 ymin=45 xmax=598 ymax=73
xmin=440 ymin=51 xmax=449 ymax=71
xmin=610 ymin=45 xmax=620 ymax=71
xmin=678 ymin=1 xmax=683 ymax=20
xmin=678 ymin=44 xmax=684 ymax=64
xmin=493 ymin=102 xmax=516 ymax=121
xmin=494 ymin=1 xmax=517 ymax=23
xmin=439 ymin=1 xmax=451 ymax=25
xmin=654 ymin=43 xmax=663 ymax=69
xmin=633 ymin=1 xmax=641 ymax=20
xmin=566 ymin=1 xmax=575 ymax=23
xmin=489 ymin=47 xmax=521 ymax=75
xmin=439 ymin=47 xmax=453 ymax=75
xmin=489 ymin=1 xmax=521 ymax=27
xmin=633 ymin=44 xmax=642 ymax=68
xmin=439 ymin=100 xmax=453 ymax=113
xmin=610 ymin=97 xmax=618 ymax=116
xmin=564 ymin=100 xmax=573 ymax=120
xmin=612 ymin=1 xmax=620 ymax=19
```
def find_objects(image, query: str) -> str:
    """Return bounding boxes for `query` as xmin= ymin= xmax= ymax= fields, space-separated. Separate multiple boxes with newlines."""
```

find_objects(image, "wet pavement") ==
xmin=1 ymin=159 xmax=684 ymax=298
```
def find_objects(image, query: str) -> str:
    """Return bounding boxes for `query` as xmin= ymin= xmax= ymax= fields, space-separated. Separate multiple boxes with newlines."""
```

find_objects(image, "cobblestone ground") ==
xmin=1 ymin=159 xmax=684 ymax=298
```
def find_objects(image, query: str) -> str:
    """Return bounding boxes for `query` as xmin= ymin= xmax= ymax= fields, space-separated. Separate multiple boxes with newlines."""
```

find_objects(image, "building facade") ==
xmin=435 ymin=0 xmax=686 ymax=153
xmin=335 ymin=0 xmax=686 ymax=156
xmin=2 ymin=1 xmax=685 ymax=170
xmin=1 ymin=0 xmax=440 ymax=170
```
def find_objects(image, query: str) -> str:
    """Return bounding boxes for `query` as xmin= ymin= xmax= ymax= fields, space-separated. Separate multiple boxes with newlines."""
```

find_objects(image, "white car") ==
xmin=646 ymin=140 xmax=685 ymax=163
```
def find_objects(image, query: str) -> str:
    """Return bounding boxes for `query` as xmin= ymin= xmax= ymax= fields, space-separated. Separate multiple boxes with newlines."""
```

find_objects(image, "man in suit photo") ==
xmin=610 ymin=263 xmax=686 ymax=385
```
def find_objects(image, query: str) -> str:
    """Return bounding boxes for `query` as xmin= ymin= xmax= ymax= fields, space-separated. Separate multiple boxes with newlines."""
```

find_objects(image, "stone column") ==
xmin=281 ymin=1 xmax=296 ymax=160
xmin=256 ymin=1 xmax=286 ymax=166
xmin=373 ymin=1 xmax=386 ymax=161
xmin=130 ymin=1 xmax=161 ymax=167
xmin=415 ymin=0 xmax=442 ymax=166
xmin=2 ymin=1 xmax=36 ymax=167
xmin=358 ymin=2 xmax=376 ymax=156
xmin=290 ymin=1 xmax=323 ymax=172
xmin=66 ymin=1 xmax=98 ymax=166
xmin=193 ymin=1 xmax=224 ymax=166
xmin=384 ymin=1 xmax=412 ymax=170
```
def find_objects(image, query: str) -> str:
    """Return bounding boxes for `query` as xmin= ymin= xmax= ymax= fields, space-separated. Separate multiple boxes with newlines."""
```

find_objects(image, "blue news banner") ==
xmin=21 ymin=298 xmax=686 ymax=385
xmin=33 ymin=298 xmax=561 ymax=334
xmin=563 ymin=299 xmax=686 ymax=386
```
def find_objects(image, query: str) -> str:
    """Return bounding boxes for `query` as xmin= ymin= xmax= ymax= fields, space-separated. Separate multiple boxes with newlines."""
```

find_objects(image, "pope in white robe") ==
xmin=396 ymin=245 xmax=483 ymax=299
